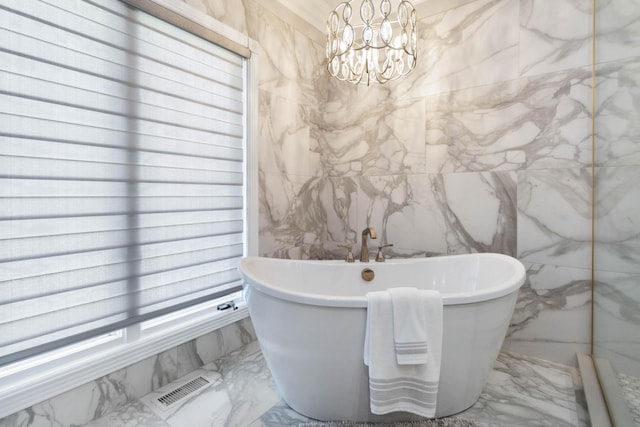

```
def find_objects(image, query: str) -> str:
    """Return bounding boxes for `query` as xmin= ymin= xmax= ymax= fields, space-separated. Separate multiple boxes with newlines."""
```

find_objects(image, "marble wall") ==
xmin=0 ymin=319 xmax=256 ymax=427
xmin=592 ymin=0 xmax=640 ymax=377
xmin=247 ymin=0 xmax=597 ymax=366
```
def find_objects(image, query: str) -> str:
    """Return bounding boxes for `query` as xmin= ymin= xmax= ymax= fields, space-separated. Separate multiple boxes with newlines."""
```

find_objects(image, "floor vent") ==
xmin=157 ymin=376 xmax=211 ymax=408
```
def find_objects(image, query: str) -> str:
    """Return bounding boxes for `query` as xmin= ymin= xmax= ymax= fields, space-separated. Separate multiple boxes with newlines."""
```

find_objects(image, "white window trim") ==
xmin=0 ymin=297 xmax=249 ymax=419
xmin=0 ymin=2 xmax=259 ymax=419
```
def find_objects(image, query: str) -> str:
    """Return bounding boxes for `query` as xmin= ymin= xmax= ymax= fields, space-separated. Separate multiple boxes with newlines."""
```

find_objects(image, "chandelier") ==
xmin=326 ymin=0 xmax=417 ymax=85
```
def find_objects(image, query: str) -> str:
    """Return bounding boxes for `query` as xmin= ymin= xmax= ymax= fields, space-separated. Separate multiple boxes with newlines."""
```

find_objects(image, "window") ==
xmin=1 ymin=0 xmax=251 ymax=369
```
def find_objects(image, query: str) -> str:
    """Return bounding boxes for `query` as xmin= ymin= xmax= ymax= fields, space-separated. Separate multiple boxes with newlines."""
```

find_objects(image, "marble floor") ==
xmin=617 ymin=372 xmax=640 ymax=425
xmin=85 ymin=340 xmax=590 ymax=427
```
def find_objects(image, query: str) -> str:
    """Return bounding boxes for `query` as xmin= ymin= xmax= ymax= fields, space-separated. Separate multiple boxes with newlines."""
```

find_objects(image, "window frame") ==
xmin=0 ymin=0 xmax=258 ymax=418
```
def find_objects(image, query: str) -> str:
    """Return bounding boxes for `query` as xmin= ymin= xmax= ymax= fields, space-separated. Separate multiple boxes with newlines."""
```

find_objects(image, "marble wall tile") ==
xmin=397 ymin=0 xmax=520 ymax=97
xmin=356 ymin=174 xmax=421 ymax=252
xmin=594 ymin=58 xmax=640 ymax=167
xmin=323 ymin=177 xmax=359 ymax=248
xmin=219 ymin=317 xmax=258 ymax=356
xmin=194 ymin=328 xmax=226 ymax=368
xmin=517 ymin=168 xmax=592 ymax=269
xmin=179 ymin=0 xmax=252 ymax=36
xmin=151 ymin=349 xmax=181 ymax=391
xmin=259 ymin=174 xmax=362 ymax=260
xmin=356 ymin=171 xmax=517 ymax=257
xmin=250 ymin=2 xmax=326 ymax=106
xmin=258 ymin=173 xmax=329 ymax=256
xmin=504 ymin=263 xmax=592 ymax=365
xmin=519 ymin=0 xmax=592 ymax=77
xmin=593 ymin=270 xmax=640 ymax=376
xmin=358 ymin=174 xmax=438 ymax=256
xmin=438 ymin=171 xmax=517 ymax=256
xmin=595 ymin=0 xmax=640 ymax=64
xmin=176 ymin=342 xmax=204 ymax=379
xmin=425 ymin=67 xmax=593 ymax=174
xmin=259 ymin=90 xmax=322 ymax=177
xmin=319 ymin=90 xmax=426 ymax=177
xmin=594 ymin=166 xmax=640 ymax=274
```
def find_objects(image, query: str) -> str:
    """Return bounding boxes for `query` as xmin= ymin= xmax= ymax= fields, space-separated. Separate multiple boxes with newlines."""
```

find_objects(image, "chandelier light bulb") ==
xmin=326 ymin=0 xmax=417 ymax=85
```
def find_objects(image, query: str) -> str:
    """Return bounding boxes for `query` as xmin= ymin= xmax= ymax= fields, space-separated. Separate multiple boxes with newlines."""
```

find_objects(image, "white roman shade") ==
xmin=0 ymin=0 xmax=246 ymax=365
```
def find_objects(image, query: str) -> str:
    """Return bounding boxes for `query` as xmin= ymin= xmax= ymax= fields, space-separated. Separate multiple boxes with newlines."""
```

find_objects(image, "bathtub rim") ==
xmin=240 ymin=253 xmax=526 ymax=308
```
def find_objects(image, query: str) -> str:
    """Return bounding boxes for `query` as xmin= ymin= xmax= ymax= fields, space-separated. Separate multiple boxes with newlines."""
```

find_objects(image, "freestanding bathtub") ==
xmin=239 ymin=253 xmax=526 ymax=421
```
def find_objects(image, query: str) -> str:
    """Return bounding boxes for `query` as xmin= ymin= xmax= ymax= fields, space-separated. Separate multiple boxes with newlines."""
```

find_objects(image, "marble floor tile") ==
xmin=617 ymin=372 xmax=640 ymax=425
xmin=83 ymin=400 xmax=170 ymax=427
xmin=85 ymin=341 xmax=588 ymax=427
xmin=251 ymin=400 xmax=313 ymax=427
xmin=463 ymin=352 xmax=581 ymax=427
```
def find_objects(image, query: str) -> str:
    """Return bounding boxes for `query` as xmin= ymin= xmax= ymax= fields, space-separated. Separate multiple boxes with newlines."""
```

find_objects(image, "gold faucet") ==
xmin=360 ymin=227 xmax=377 ymax=262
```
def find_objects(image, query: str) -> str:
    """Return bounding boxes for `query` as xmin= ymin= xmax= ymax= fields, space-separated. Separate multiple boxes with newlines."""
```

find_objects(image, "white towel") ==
xmin=391 ymin=287 xmax=431 ymax=365
xmin=364 ymin=289 xmax=443 ymax=418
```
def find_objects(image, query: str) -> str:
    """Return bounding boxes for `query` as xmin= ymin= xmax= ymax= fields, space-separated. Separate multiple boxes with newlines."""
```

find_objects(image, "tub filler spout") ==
xmin=360 ymin=227 xmax=377 ymax=262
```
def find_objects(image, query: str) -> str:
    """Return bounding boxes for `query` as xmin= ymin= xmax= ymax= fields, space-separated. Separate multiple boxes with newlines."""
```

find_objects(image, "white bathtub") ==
xmin=239 ymin=253 xmax=526 ymax=421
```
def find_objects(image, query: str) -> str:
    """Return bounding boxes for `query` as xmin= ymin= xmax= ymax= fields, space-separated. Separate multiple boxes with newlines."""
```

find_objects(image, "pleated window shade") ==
xmin=0 ymin=0 xmax=246 ymax=365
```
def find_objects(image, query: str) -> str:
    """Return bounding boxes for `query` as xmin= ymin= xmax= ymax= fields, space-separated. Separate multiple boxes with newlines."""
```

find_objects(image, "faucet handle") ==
xmin=337 ymin=244 xmax=355 ymax=263
xmin=375 ymin=244 xmax=394 ymax=262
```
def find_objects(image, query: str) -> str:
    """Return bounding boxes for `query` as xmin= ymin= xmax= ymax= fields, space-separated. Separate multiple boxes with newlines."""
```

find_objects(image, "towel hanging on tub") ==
xmin=364 ymin=288 xmax=443 ymax=418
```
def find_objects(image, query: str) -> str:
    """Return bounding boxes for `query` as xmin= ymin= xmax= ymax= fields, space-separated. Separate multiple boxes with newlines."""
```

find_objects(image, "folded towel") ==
xmin=391 ymin=287 xmax=437 ymax=365
xmin=364 ymin=290 xmax=443 ymax=418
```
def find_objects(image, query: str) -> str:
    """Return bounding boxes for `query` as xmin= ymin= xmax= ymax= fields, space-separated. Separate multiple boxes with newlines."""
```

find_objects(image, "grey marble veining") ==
xmin=76 ymin=340 xmax=589 ymax=427
xmin=259 ymin=90 xmax=321 ymax=178
xmin=424 ymin=67 xmax=593 ymax=174
xmin=251 ymin=1 xmax=326 ymax=106
xmin=594 ymin=166 xmax=640 ymax=274
xmin=517 ymin=168 xmax=592 ymax=270
xmin=595 ymin=0 xmax=640 ymax=65
xmin=0 ymin=319 xmax=257 ymax=427
xmin=594 ymin=269 xmax=640 ymax=376
xmin=617 ymin=372 xmax=640 ymax=424
xmin=594 ymin=59 xmax=640 ymax=167
xmin=591 ymin=0 xmax=640 ymax=382
xmin=504 ymin=263 xmax=591 ymax=365
xmin=519 ymin=0 xmax=592 ymax=77
xmin=319 ymin=91 xmax=426 ymax=177
xmin=396 ymin=0 xmax=520 ymax=97
xmin=463 ymin=352 xmax=582 ymax=427
xmin=180 ymin=0 xmax=252 ymax=36
xmin=355 ymin=171 xmax=517 ymax=257
xmin=78 ymin=400 xmax=170 ymax=427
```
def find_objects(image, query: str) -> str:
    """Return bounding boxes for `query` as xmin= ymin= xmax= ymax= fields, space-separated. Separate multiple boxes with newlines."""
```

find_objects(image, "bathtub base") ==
xmin=247 ymin=286 xmax=518 ymax=421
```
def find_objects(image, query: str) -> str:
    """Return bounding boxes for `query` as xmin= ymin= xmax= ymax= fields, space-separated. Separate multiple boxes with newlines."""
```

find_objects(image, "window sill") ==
xmin=0 ymin=297 xmax=248 ymax=419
